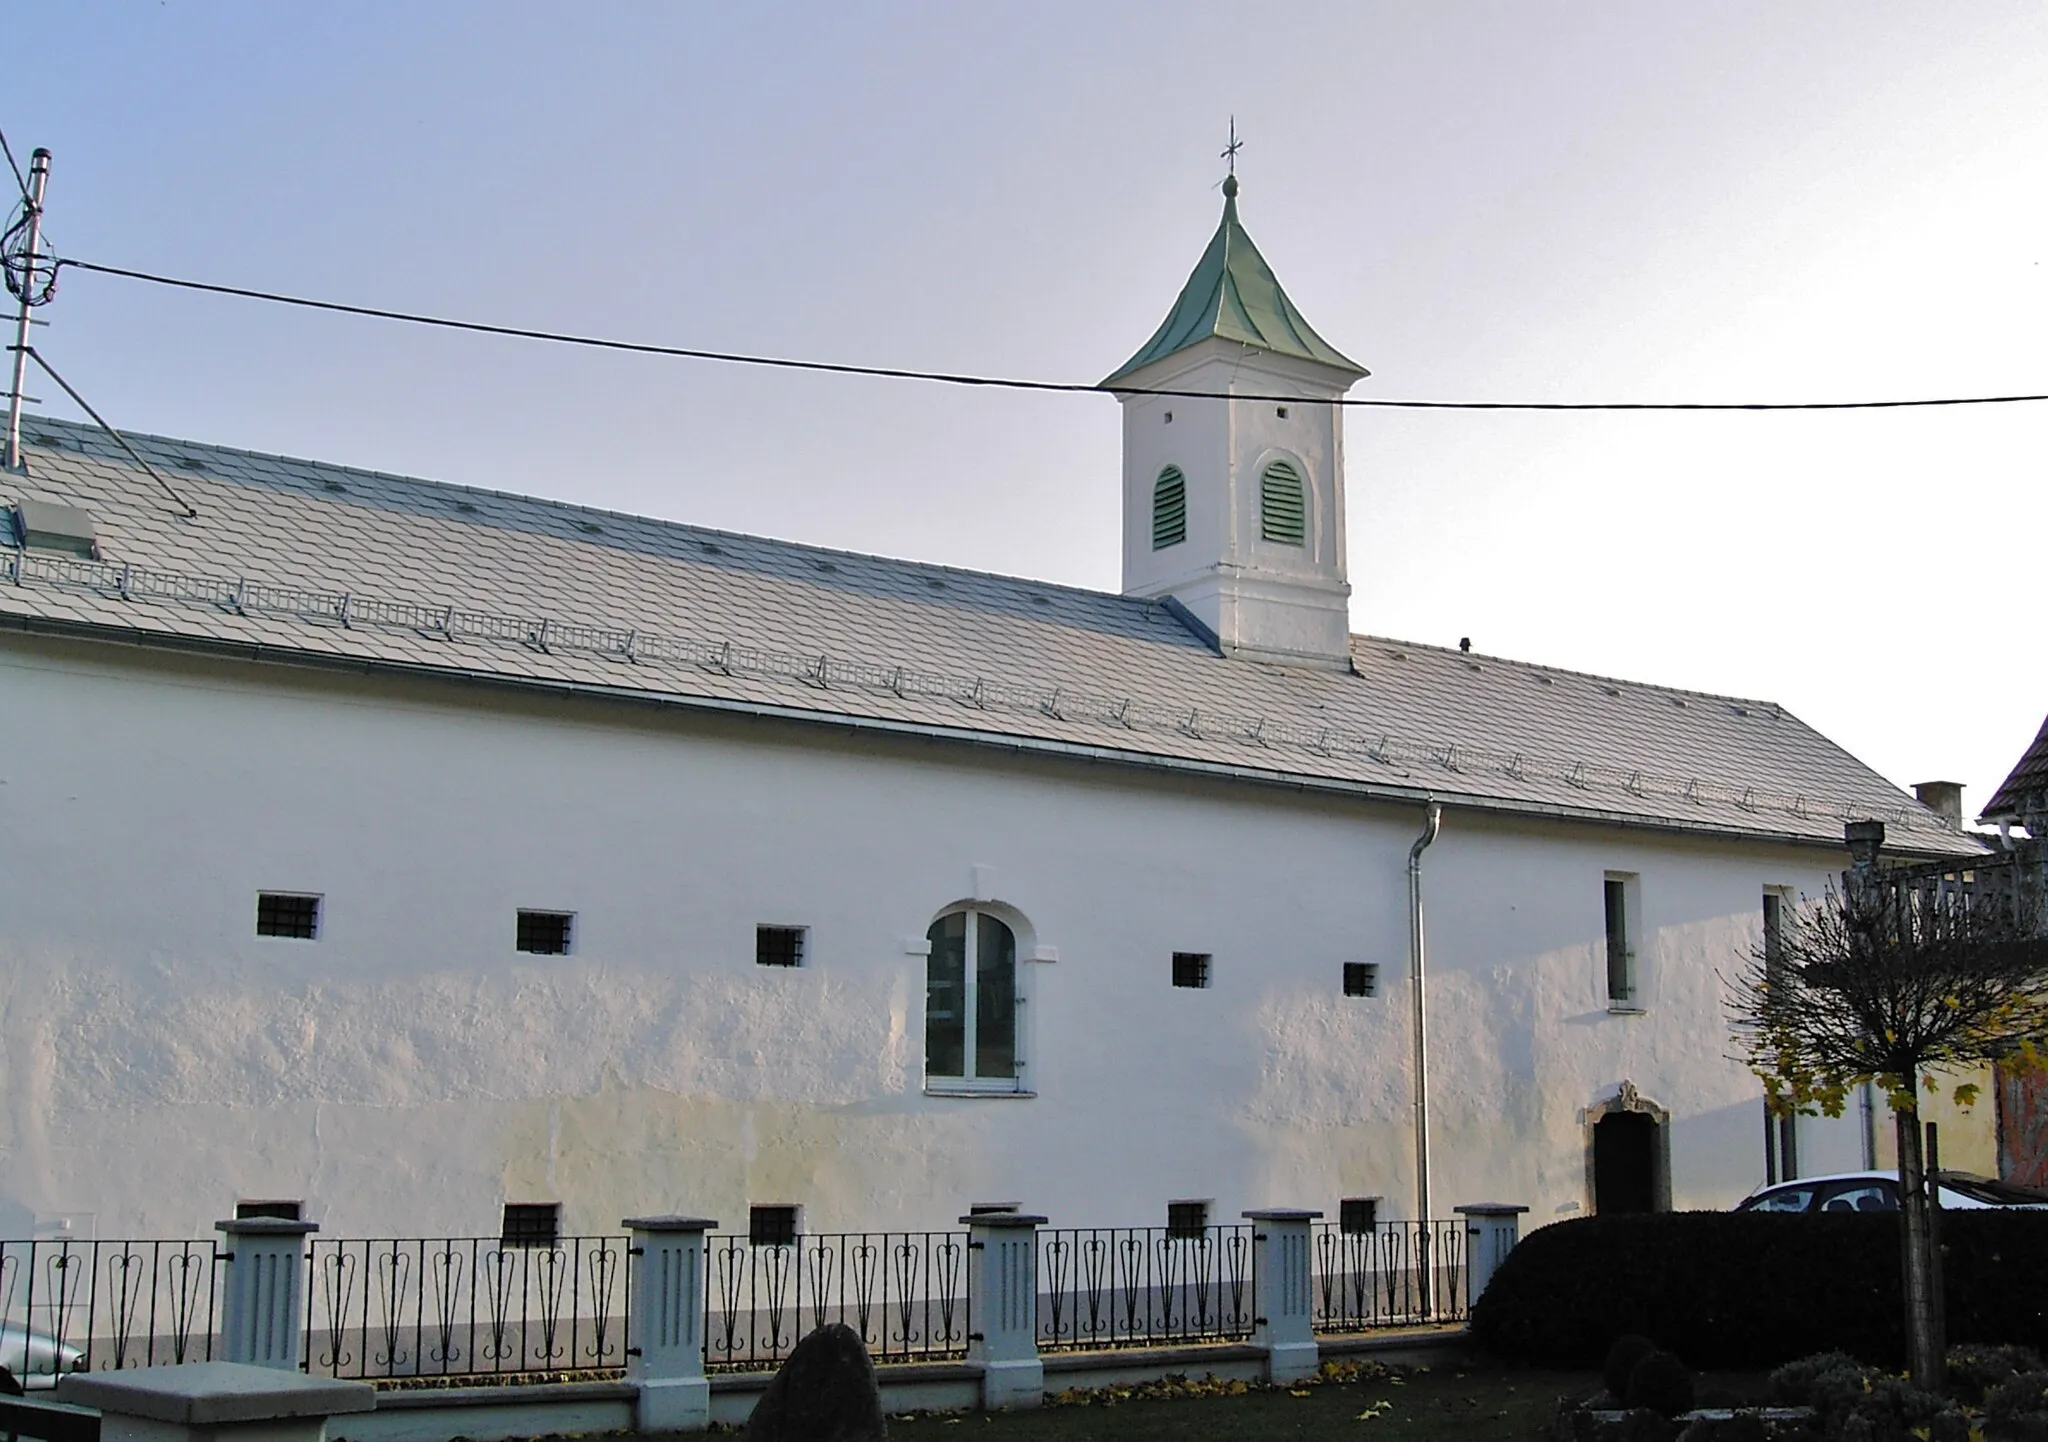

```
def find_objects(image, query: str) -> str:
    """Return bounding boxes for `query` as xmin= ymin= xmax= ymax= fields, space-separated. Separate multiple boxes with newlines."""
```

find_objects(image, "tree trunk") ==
xmin=1895 ymin=1094 xmax=1946 ymax=1389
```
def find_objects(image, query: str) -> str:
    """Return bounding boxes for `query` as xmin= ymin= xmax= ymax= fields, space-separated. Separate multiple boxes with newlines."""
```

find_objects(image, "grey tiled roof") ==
xmin=0 ymin=415 xmax=1983 ymax=857
xmin=1983 ymin=715 xmax=2048 ymax=823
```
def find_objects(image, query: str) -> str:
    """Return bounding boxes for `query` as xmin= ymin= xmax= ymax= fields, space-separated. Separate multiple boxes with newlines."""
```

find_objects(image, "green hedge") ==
xmin=1468 ymin=1211 xmax=2048 ymax=1369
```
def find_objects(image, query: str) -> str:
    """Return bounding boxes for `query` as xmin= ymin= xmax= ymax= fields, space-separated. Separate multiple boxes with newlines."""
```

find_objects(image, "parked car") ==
xmin=1735 ymin=1170 xmax=2048 ymax=1215
xmin=0 ymin=1324 xmax=84 ymax=1388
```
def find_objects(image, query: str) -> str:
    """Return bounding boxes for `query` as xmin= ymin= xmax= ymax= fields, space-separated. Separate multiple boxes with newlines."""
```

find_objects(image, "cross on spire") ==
xmin=1221 ymin=116 xmax=1243 ymax=176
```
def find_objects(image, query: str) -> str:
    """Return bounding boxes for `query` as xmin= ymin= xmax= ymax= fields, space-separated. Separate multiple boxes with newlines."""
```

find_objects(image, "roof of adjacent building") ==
xmin=1102 ymin=178 xmax=1366 ymax=385
xmin=1983 ymin=715 xmax=2048 ymax=822
xmin=0 ymin=414 xmax=1982 ymax=856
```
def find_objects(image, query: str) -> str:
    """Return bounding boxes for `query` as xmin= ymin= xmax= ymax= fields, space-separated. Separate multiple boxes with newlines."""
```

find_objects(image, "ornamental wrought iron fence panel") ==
xmin=1036 ymin=1225 xmax=1255 ymax=1352
xmin=702 ymin=1231 xmax=967 ymax=1372
xmin=302 ymin=1236 xmax=626 ymax=1382
xmin=0 ymin=1238 xmax=222 ymax=1381
xmin=1309 ymin=1220 xmax=1467 ymax=1332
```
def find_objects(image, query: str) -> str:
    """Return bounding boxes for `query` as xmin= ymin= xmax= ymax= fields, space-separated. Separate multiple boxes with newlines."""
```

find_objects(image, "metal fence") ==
xmin=302 ymin=1237 xmax=626 ymax=1382
xmin=703 ymin=1231 xmax=968 ymax=1371
xmin=1037 ymin=1225 xmax=1255 ymax=1352
xmin=0 ymin=1238 xmax=221 ymax=1382
xmin=1310 ymin=1220 xmax=1466 ymax=1331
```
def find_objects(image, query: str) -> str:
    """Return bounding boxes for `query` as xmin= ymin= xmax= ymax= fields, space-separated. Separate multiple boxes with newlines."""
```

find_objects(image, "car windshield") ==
xmin=1740 ymin=1185 xmax=1817 ymax=1212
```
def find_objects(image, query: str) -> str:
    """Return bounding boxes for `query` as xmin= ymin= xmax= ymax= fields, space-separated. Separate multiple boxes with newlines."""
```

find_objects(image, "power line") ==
xmin=0 ymin=127 xmax=29 ymax=208
xmin=55 ymin=255 xmax=2048 ymax=414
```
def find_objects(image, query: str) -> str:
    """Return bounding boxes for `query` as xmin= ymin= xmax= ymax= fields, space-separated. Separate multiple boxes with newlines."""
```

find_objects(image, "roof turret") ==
xmin=1103 ymin=176 xmax=1366 ymax=386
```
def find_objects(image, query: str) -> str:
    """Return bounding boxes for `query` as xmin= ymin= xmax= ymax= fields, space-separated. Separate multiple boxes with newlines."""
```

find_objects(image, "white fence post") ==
xmin=1243 ymin=1209 xmax=1320 ymax=1383
xmin=962 ymin=1211 xmax=1046 ymax=1411
xmin=1452 ymin=1203 xmax=1528 ymax=1309
xmin=623 ymin=1215 xmax=718 ymax=1433
xmin=214 ymin=1218 xmax=318 ymax=1369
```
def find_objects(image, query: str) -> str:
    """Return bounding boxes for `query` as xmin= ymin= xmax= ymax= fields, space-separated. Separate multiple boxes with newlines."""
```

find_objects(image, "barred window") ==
xmin=1339 ymin=1197 xmax=1379 ymax=1235
xmin=1259 ymin=460 xmax=1306 ymax=545
xmin=501 ymin=1203 xmax=560 ymax=1248
xmin=1172 ymin=952 xmax=1211 ymax=989
xmin=1343 ymin=962 xmax=1378 ymax=997
xmin=517 ymin=910 xmax=574 ymax=956
xmin=256 ymin=893 xmax=320 ymax=940
xmin=1152 ymin=466 xmax=1187 ymax=549
xmin=1166 ymin=1200 xmax=1210 ymax=1239
xmin=749 ymin=1205 xmax=799 ymax=1247
xmin=756 ymin=926 xmax=806 ymax=967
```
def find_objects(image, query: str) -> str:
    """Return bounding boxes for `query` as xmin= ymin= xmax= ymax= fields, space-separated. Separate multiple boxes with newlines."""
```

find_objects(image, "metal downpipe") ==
xmin=1408 ymin=800 xmax=1442 ymax=1225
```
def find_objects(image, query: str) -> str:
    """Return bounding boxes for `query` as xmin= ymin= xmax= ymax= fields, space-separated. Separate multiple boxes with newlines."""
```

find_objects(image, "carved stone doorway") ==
xmin=1586 ymin=1080 xmax=1672 ymax=1214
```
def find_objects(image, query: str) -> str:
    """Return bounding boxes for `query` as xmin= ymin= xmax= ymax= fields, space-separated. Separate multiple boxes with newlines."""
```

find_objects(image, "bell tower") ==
xmin=1106 ymin=175 xmax=1366 ymax=670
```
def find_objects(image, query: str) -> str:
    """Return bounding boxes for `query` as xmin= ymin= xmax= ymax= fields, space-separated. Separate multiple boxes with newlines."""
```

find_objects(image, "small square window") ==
xmin=500 ymin=1202 xmax=560 ymax=1249
xmin=1276 ymin=406 xmax=1289 ymax=419
xmin=256 ymin=893 xmax=319 ymax=940
xmin=1343 ymin=962 xmax=1378 ymax=997
xmin=1172 ymin=952 xmax=1211 ymax=989
xmin=749 ymin=1204 xmax=799 ymax=1247
xmin=517 ymin=910 xmax=574 ymax=956
xmin=235 ymin=1200 xmax=302 ymax=1222
xmin=1166 ymin=1200 xmax=1210 ymax=1239
xmin=756 ymin=925 xmax=806 ymax=968
xmin=1339 ymin=1197 xmax=1379 ymax=1235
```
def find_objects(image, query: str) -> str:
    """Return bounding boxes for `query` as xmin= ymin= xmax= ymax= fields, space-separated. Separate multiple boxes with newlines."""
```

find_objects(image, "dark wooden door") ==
xmin=1594 ymin=1111 xmax=1658 ymax=1213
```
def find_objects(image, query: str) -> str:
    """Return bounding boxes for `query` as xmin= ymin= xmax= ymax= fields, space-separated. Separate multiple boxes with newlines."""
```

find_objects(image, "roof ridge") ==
xmin=1351 ymin=633 xmax=1789 ymax=713
xmin=14 ymin=413 xmax=1171 ymax=613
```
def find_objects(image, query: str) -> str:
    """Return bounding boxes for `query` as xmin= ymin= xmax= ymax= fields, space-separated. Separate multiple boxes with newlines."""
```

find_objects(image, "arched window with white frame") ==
xmin=925 ymin=907 xmax=1021 ymax=1090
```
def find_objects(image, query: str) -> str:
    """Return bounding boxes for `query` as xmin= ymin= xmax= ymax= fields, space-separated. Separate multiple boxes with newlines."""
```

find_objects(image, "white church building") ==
xmin=0 ymin=179 xmax=1983 ymax=1244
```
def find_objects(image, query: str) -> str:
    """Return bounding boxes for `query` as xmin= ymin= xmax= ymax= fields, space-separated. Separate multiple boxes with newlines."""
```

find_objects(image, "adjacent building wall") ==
xmin=0 ymin=636 xmax=1845 ymax=1239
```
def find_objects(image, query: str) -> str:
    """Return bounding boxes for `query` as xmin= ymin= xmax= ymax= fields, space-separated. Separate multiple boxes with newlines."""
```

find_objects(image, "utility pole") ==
xmin=5 ymin=146 xmax=52 ymax=473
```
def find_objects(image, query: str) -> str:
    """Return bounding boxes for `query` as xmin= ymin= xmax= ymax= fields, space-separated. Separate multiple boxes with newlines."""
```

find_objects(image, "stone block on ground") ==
xmin=744 ymin=1323 xmax=886 ymax=1442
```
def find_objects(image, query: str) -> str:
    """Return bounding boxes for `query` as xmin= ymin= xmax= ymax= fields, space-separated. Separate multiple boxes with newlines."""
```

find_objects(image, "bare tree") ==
xmin=1728 ymin=864 xmax=2048 ymax=1387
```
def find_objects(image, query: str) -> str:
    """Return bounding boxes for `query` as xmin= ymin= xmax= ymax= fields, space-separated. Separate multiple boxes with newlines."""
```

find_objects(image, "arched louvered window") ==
xmin=1152 ymin=466 xmax=1187 ymax=550
xmin=1260 ymin=460 xmax=1306 ymax=546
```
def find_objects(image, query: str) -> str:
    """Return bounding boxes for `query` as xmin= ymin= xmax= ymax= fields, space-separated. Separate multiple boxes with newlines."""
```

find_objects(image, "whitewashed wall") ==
xmin=0 ymin=636 xmax=1849 ymax=1241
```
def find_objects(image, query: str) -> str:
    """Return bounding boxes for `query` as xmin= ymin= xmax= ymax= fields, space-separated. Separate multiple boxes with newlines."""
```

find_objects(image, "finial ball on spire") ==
xmin=1222 ymin=174 xmax=1239 ymax=199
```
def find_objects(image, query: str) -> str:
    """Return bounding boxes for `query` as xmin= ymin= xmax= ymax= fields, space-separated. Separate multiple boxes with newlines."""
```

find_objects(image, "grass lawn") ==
xmin=887 ymin=1361 xmax=1773 ymax=1442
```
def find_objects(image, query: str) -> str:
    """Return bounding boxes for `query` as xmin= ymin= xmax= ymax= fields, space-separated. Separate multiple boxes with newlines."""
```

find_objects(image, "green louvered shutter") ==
xmin=1152 ymin=467 xmax=1187 ymax=549
xmin=1261 ymin=461 xmax=1306 ymax=545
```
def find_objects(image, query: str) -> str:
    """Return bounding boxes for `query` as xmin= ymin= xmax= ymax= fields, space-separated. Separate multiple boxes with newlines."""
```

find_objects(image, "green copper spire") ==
xmin=1104 ymin=175 xmax=1366 ymax=386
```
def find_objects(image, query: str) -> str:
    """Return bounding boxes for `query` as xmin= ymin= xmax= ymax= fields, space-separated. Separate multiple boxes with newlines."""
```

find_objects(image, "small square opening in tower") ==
xmin=1172 ymin=952 xmax=1211 ymax=989
xmin=1343 ymin=962 xmax=1379 ymax=997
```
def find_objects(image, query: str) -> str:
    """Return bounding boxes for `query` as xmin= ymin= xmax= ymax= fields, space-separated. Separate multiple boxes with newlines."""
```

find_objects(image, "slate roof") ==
xmin=1983 ymin=716 xmax=2048 ymax=823
xmin=1102 ymin=179 xmax=1366 ymax=385
xmin=0 ymin=414 xmax=1982 ymax=857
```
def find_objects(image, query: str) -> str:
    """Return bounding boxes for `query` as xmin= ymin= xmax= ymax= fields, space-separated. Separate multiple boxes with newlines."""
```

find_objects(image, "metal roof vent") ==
xmin=12 ymin=498 xmax=98 ymax=557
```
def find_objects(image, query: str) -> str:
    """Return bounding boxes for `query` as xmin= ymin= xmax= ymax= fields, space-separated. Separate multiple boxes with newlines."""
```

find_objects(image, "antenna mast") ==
xmin=5 ymin=147 xmax=53 ymax=472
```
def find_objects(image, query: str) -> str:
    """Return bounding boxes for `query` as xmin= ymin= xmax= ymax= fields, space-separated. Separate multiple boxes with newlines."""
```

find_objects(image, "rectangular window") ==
xmin=1762 ymin=890 xmax=1787 ymax=967
xmin=1604 ymin=874 xmax=1638 ymax=1006
xmin=1172 ymin=952 xmax=1211 ymax=989
xmin=500 ymin=1202 xmax=560 ymax=1249
xmin=235 ymin=1200 xmax=302 ymax=1222
xmin=517 ymin=910 xmax=574 ymax=956
xmin=1343 ymin=962 xmax=1378 ymax=997
xmin=1339 ymin=1197 xmax=1379 ymax=1235
xmin=749 ymin=1205 xmax=799 ymax=1247
xmin=256 ymin=893 xmax=320 ymax=940
xmin=1166 ymin=1200 xmax=1210 ymax=1239
xmin=756 ymin=925 xmax=806 ymax=968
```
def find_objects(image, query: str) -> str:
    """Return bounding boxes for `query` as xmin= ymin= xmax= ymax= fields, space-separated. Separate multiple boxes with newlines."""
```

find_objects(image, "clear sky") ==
xmin=12 ymin=2 xmax=2047 ymax=821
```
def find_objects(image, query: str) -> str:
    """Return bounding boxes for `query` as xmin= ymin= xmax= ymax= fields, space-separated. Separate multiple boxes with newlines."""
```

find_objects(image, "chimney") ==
xmin=1913 ymin=781 xmax=1964 ymax=830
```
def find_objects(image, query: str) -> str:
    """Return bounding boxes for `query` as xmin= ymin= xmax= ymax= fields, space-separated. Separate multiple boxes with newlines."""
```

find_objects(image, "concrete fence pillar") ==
xmin=1243 ymin=1209 xmax=1320 ymax=1383
xmin=962 ymin=1211 xmax=1047 ymax=1411
xmin=622 ymin=1215 xmax=718 ymax=1433
xmin=1453 ymin=1203 xmax=1529 ymax=1309
xmin=214 ymin=1219 xmax=319 ymax=1370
